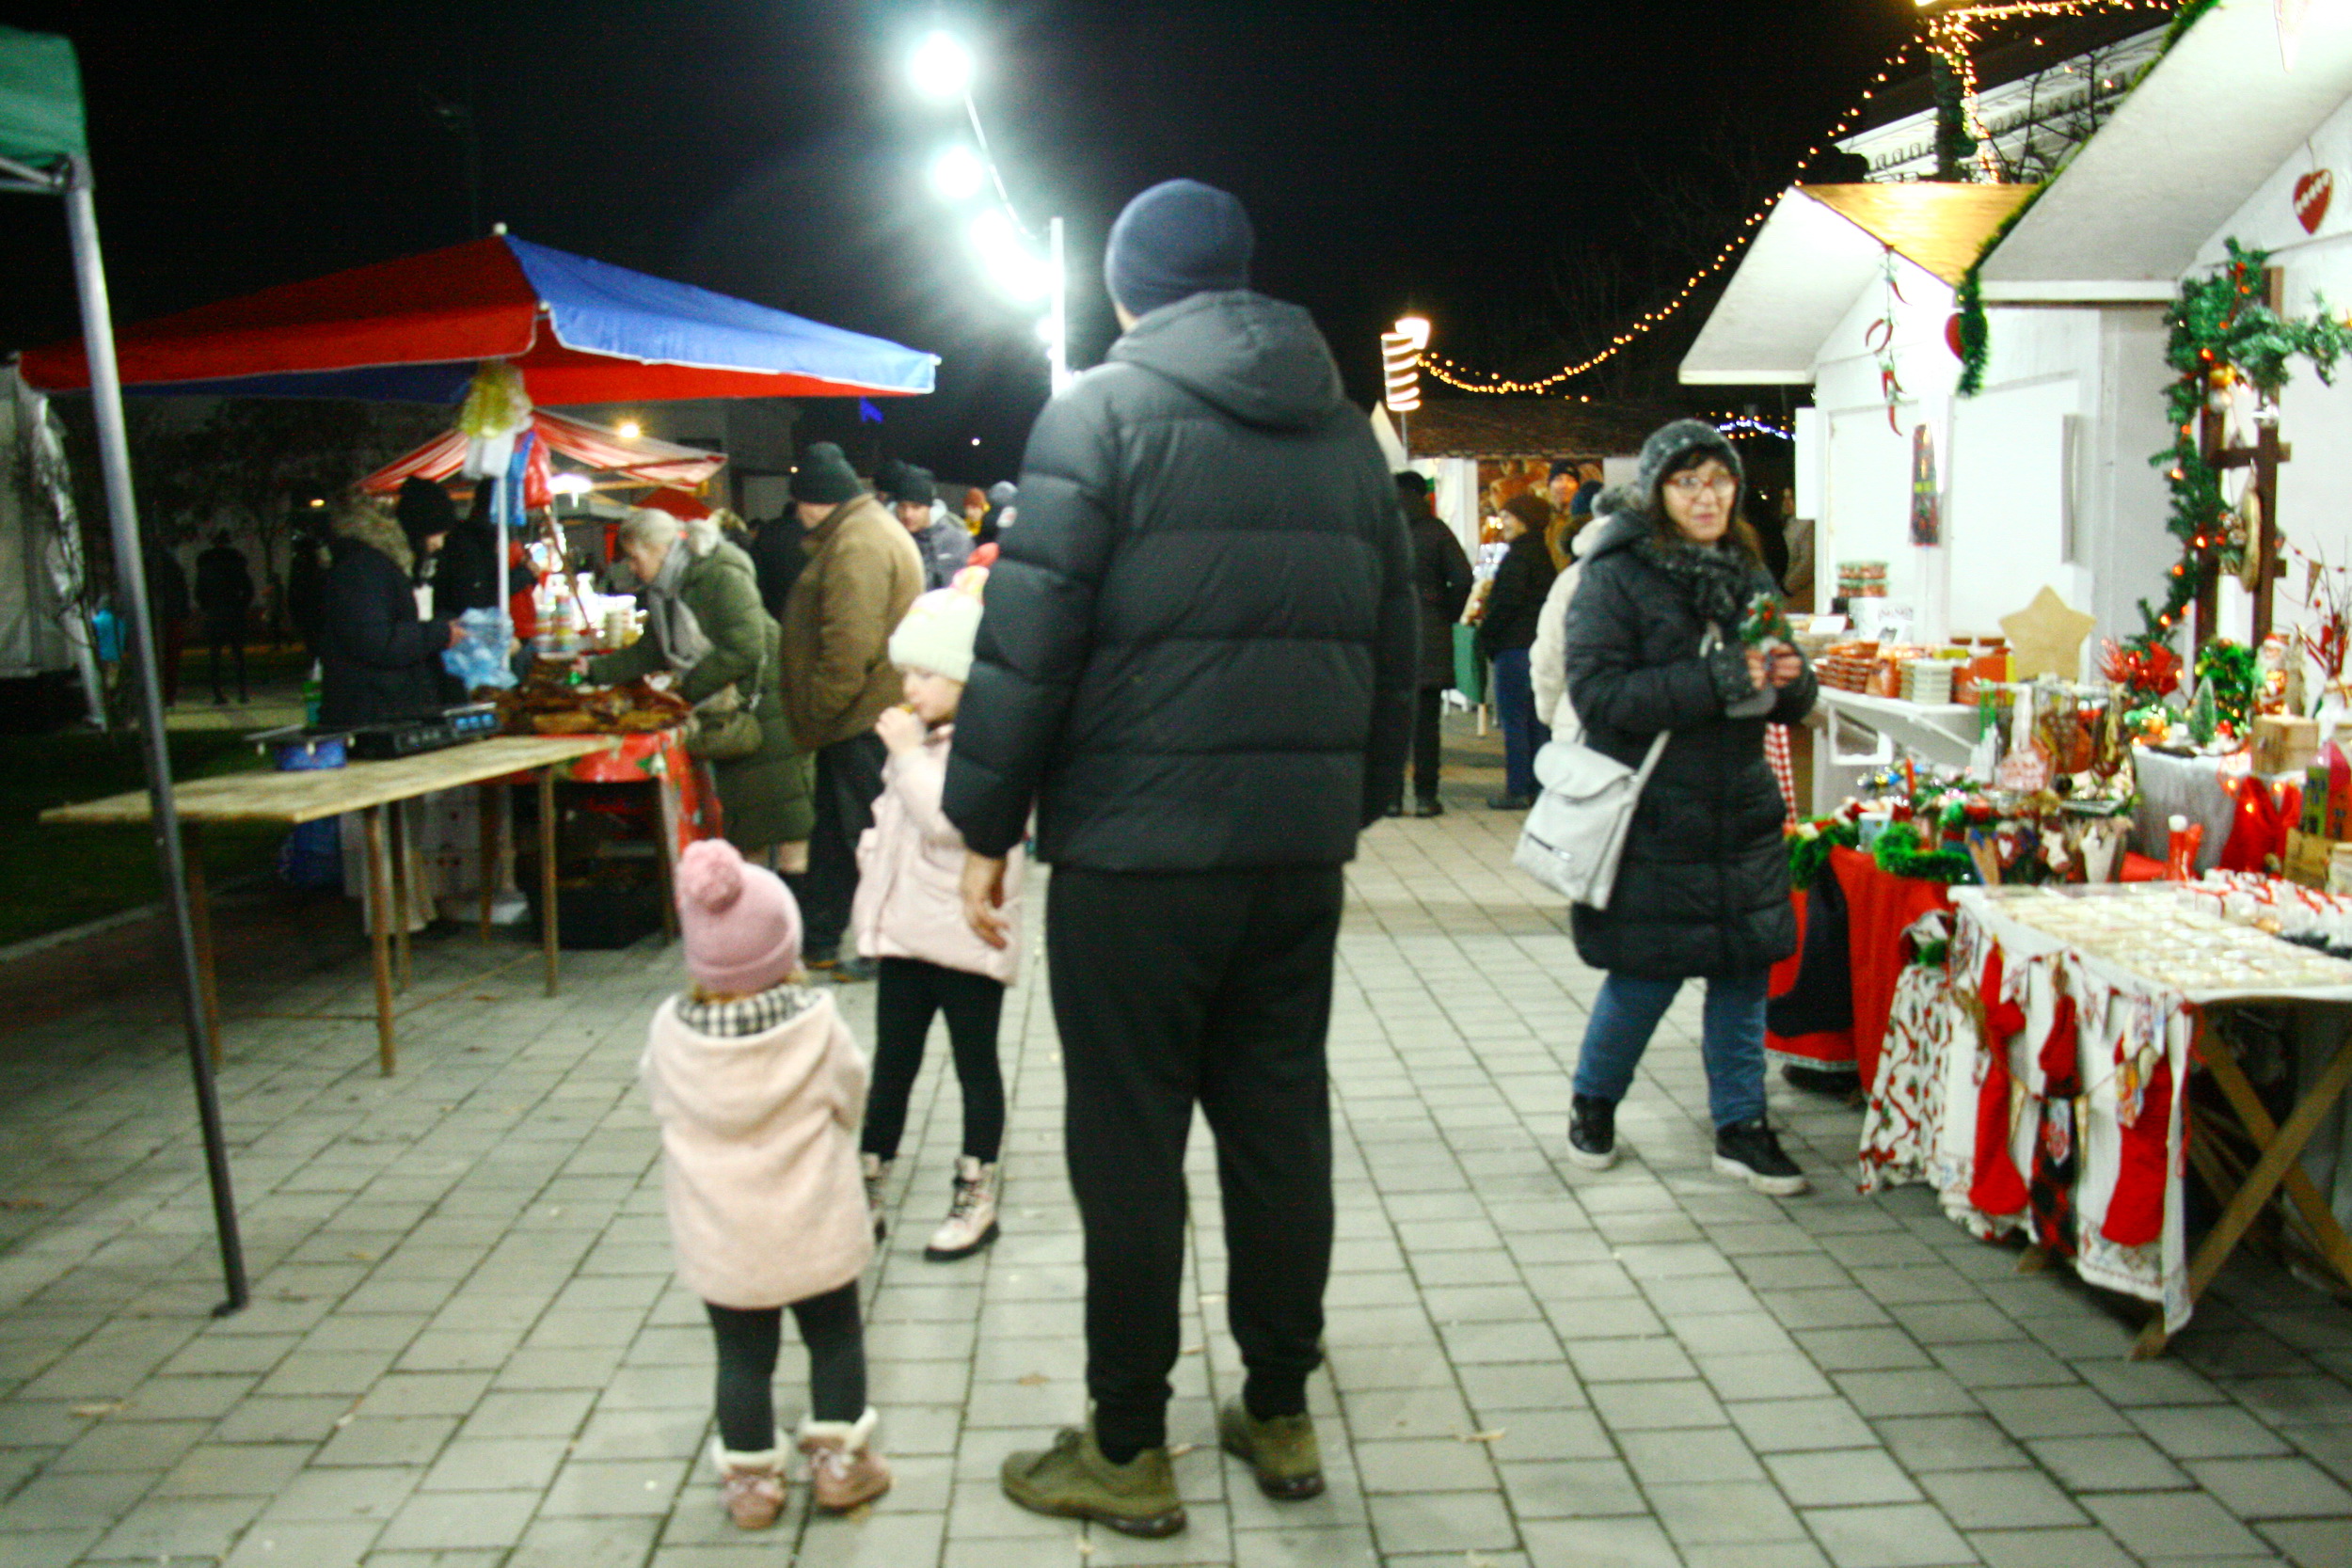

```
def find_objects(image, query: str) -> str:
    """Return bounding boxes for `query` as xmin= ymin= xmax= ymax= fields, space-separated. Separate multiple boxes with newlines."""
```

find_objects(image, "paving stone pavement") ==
xmin=3 ymin=728 xmax=2350 ymax=1566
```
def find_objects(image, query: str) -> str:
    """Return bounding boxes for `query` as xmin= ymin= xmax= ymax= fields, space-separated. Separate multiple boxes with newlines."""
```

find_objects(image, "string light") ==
xmin=1424 ymin=0 xmax=2181 ymax=396
xmin=1717 ymin=415 xmax=1795 ymax=440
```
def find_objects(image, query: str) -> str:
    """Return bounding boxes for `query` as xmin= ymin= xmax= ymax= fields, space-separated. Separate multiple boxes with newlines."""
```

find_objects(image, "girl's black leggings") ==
xmin=860 ymin=956 xmax=1007 ymax=1164
xmin=705 ymin=1281 xmax=865 ymax=1451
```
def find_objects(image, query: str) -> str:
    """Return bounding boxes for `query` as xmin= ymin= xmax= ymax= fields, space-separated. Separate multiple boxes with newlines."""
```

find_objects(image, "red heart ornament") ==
xmin=2295 ymin=168 xmax=2333 ymax=234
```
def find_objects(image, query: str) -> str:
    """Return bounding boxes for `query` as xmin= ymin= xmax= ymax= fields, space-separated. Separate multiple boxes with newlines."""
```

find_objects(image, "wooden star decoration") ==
xmin=2000 ymin=585 xmax=2098 ymax=681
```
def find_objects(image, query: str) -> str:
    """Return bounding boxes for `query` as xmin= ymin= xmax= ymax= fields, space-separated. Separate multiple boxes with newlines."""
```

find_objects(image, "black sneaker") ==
xmin=1411 ymin=796 xmax=1444 ymax=817
xmin=1487 ymin=792 xmax=1534 ymax=811
xmin=1567 ymin=1094 xmax=1618 ymax=1171
xmin=1713 ymin=1119 xmax=1808 ymax=1196
xmin=832 ymin=956 xmax=880 ymax=984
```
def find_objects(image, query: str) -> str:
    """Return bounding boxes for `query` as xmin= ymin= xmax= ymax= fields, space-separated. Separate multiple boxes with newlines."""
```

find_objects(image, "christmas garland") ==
xmin=1787 ymin=817 xmax=1859 ymax=891
xmin=1872 ymin=821 xmax=1976 ymax=885
xmin=2127 ymin=239 xmax=2352 ymax=656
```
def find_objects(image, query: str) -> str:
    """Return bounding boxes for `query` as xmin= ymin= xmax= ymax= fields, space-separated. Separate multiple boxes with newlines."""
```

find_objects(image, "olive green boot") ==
xmin=1000 ymin=1425 xmax=1185 ymax=1538
xmin=1218 ymin=1398 xmax=1326 ymax=1498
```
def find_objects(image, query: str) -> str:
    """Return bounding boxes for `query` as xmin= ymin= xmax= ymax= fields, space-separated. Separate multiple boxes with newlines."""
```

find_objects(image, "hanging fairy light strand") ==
xmin=1424 ymin=0 xmax=2181 ymax=396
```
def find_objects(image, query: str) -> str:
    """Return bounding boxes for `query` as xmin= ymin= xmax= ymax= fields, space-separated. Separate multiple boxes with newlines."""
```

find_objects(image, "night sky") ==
xmin=0 ymin=1 xmax=1937 ymax=484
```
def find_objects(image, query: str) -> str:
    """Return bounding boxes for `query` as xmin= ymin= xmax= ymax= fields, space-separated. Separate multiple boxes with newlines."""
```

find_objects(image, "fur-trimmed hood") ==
xmin=331 ymin=502 xmax=416 ymax=578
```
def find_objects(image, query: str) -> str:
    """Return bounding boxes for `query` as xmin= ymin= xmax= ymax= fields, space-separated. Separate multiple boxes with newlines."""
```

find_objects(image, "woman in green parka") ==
xmin=595 ymin=507 xmax=815 ymax=866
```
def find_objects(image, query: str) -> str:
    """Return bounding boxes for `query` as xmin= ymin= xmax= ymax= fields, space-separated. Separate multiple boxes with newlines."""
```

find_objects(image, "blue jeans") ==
xmin=1491 ymin=647 xmax=1549 ymax=799
xmin=1573 ymin=969 xmax=1772 ymax=1129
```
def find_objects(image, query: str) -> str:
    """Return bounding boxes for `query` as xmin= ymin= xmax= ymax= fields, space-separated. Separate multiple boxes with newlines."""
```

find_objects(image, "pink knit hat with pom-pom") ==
xmin=675 ymin=840 xmax=801 ymax=994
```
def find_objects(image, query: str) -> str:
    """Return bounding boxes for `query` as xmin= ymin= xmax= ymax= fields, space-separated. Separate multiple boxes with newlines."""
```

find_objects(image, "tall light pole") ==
xmin=912 ymin=30 xmax=1073 ymax=396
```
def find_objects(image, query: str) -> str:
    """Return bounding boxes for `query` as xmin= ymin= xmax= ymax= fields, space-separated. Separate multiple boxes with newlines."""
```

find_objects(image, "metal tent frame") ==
xmin=0 ymin=29 xmax=246 ymax=1316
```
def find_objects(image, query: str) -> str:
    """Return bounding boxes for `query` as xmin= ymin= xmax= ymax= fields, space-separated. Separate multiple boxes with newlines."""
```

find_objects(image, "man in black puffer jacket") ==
xmin=946 ymin=180 xmax=1415 ymax=1537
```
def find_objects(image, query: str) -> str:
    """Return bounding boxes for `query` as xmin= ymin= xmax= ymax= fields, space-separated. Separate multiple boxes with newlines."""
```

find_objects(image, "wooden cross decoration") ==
xmin=2195 ymin=267 xmax=2296 ymax=652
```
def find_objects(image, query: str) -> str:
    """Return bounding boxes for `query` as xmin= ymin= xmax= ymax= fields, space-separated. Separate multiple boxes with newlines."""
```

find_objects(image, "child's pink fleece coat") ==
xmin=851 ymin=724 xmax=1025 ymax=984
xmin=640 ymin=989 xmax=873 ymax=1308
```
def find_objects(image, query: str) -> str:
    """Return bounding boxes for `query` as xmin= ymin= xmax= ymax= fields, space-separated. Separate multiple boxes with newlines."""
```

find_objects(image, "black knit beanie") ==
xmin=395 ymin=476 xmax=458 ymax=550
xmin=791 ymin=443 xmax=863 ymax=506
xmin=1104 ymin=179 xmax=1255 ymax=320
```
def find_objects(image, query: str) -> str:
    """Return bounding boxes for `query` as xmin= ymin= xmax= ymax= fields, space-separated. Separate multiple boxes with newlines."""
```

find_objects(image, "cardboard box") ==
xmin=2254 ymin=715 xmax=2320 ymax=777
xmin=2286 ymin=829 xmax=2336 ymax=890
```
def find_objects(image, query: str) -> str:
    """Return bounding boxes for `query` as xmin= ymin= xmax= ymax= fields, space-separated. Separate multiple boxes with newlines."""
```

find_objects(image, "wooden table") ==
xmin=42 ymin=736 xmax=614 ymax=1075
xmin=1951 ymin=887 xmax=2352 ymax=1354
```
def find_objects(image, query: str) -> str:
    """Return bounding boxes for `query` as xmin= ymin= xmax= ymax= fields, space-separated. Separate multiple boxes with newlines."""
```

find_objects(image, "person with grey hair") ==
xmin=591 ymin=506 xmax=812 ymax=864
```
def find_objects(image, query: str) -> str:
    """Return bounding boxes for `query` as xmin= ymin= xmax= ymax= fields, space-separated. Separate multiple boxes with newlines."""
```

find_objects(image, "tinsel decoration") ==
xmin=1740 ymin=592 xmax=1796 ymax=647
xmin=1871 ymin=821 xmax=1976 ymax=885
xmin=1787 ymin=817 xmax=1859 ymax=892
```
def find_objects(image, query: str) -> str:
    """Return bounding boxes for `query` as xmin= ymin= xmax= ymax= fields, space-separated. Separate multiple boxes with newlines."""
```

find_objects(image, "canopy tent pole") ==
xmin=60 ymin=154 xmax=247 ymax=1316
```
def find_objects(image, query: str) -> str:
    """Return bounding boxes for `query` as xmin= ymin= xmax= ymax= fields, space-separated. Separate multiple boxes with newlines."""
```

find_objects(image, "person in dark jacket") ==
xmin=1561 ymin=419 xmax=1816 ymax=1195
xmin=746 ymin=509 xmax=809 ymax=626
xmin=1476 ymin=491 xmax=1557 ymax=807
xmin=947 ymin=179 xmax=1415 ymax=1537
xmin=1396 ymin=471 xmax=1471 ymax=816
xmin=193 ymin=531 xmax=255 ymax=705
xmin=318 ymin=499 xmax=460 ymax=727
xmin=428 ymin=478 xmax=502 ymax=617
xmin=286 ymin=526 xmax=329 ymax=659
xmin=140 ymin=542 xmax=191 ymax=707
xmin=876 ymin=459 xmax=974 ymax=591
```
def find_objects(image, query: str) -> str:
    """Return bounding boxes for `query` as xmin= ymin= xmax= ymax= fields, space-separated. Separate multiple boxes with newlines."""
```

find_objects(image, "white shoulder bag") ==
xmin=1513 ymin=627 xmax=1747 ymax=909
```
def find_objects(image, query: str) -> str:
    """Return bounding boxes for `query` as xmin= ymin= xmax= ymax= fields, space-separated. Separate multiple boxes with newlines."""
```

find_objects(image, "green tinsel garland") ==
xmin=2194 ymin=639 xmax=2258 ymax=734
xmin=2129 ymin=239 xmax=2352 ymax=657
xmin=2163 ymin=0 xmax=2221 ymax=50
xmin=1788 ymin=819 xmax=1859 ymax=892
xmin=1872 ymin=822 xmax=1975 ymax=885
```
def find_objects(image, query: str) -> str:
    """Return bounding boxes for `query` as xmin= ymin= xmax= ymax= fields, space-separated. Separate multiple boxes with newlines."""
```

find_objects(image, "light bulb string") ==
xmin=1423 ymin=0 xmax=2178 ymax=396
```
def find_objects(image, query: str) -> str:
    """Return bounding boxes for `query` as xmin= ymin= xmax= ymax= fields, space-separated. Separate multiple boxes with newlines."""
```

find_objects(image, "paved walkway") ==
xmin=2 ymin=722 xmax=2348 ymax=1567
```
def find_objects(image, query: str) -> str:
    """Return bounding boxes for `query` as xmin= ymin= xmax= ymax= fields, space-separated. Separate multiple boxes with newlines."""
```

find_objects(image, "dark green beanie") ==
xmin=791 ymin=443 xmax=863 ymax=506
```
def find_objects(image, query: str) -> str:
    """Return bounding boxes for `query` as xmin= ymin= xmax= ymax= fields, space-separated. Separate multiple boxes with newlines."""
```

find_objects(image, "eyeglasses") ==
xmin=1667 ymin=472 xmax=1738 ymax=498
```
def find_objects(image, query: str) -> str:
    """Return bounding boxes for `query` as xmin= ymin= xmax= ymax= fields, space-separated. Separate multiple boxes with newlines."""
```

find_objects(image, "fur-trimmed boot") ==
xmin=709 ymin=1433 xmax=788 ymax=1529
xmin=925 ymin=1157 xmax=1000 ymax=1261
xmin=799 ymin=1407 xmax=891 ymax=1513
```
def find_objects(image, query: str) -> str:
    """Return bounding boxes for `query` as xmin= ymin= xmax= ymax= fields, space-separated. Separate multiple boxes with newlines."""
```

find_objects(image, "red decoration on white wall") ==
xmin=2295 ymin=168 xmax=2334 ymax=235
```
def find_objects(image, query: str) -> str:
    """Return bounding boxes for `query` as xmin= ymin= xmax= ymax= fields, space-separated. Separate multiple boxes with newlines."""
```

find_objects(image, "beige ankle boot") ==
xmin=799 ymin=1407 xmax=891 ymax=1512
xmin=709 ymin=1433 xmax=787 ymax=1528
xmin=926 ymin=1156 xmax=1001 ymax=1260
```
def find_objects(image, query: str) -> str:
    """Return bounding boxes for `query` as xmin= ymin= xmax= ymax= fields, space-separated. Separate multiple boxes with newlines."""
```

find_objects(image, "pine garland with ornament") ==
xmin=2125 ymin=239 xmax=2352 ymax=660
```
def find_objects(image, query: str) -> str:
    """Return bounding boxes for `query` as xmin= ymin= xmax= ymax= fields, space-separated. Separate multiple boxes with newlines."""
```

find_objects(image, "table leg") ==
xmin=363 ymin=805 xmax=397 ymax=1076
xmin=478 ymin=783 xmax=499 ymax=942
xmin=655 ymin=769 xmax=680 ymax=943
xmin=2137 ymin=1020 xmax=2352 ymax=1356
xmin=539 ymin=768 xmax=560 ymax=997
xmin=183 ymin=822 xmax=223 ymax=1068
xmin=2198 ymin=1024 xmax=2352 ymax=1291
xmin=388 ymin=798 xmax=413 ymax=992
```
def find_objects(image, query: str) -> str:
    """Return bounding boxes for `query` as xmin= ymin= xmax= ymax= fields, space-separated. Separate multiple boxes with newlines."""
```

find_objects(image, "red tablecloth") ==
xmin=554 ymin=729 xmax=717 ymax=853
xmin=1831 ymin=847 xmax=1954 ymax=1093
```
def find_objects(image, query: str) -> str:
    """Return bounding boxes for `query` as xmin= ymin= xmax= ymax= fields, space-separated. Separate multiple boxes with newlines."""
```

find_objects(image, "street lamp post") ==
xmin=912 ymin=31 xmax=1073 ymax=397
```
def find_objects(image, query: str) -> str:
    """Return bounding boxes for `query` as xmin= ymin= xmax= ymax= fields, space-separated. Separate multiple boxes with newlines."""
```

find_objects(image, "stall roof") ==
xmin=1398 ymin=398 xmax=1666 ymax=459
xmin=358 ymin=409 xmax=723 ymax=507
xmin=1682 ymin=183 xmax=2034 ymax=386
xmin=17 ymin=234 xmax=938 ymax=403
xmin=1980 ymin=0 xmax=2352 ymax=301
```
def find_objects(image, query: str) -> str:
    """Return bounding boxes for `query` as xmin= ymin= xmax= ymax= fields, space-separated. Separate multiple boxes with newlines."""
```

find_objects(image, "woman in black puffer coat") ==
xmin=1560 ymin=420 xmax=1816 ymax=1195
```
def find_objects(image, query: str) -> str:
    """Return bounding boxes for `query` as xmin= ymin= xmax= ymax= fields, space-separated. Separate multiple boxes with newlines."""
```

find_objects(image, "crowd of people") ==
xmin=623 ymin=177 xmax=1819 ymax=1543
xmin=130 ymin=177 xmax=1818 ymax=1543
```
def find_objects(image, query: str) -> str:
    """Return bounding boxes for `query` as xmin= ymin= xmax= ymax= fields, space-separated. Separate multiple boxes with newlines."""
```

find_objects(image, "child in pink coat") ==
xmin=851 ymin=569 xmax=1025 ymax=1259
xmin=643 ymin=840 xmax=889 ymax=1528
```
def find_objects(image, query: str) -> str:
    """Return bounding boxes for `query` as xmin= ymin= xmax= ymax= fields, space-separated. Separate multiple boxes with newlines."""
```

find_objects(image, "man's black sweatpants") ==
xmin=800 ymin=731 xmax=888 ymax=958
xmin=1046 ymin=863 xmax=1343 ymax=1459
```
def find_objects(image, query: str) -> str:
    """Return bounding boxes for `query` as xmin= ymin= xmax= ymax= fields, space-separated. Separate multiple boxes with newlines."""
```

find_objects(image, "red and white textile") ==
xmin=1858 ymin=911 xmax=1958 ymax=1196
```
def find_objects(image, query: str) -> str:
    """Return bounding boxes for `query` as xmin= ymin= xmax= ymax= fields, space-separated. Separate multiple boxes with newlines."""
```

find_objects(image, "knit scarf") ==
xmin=1633 ymin=531 xmax=1757 ymax=628
xmin=646 ymin=543 xmax=713 ymax=673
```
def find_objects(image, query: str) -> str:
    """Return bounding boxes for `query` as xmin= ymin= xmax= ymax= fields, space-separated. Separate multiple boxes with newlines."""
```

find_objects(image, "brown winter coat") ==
xmin=778 ymin=495 xmax=926 ymax=752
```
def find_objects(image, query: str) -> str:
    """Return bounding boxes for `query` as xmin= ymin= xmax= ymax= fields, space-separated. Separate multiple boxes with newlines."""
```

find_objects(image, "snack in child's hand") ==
xmin=1740 ymin=591 xmax=1795 ymax=648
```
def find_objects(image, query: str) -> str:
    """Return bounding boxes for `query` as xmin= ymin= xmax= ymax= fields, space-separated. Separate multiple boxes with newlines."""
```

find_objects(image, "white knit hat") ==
xmin=888 ymin=573 xmax=987 ymax=683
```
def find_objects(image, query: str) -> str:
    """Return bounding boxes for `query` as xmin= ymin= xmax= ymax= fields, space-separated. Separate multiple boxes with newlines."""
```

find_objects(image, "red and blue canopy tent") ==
xmin=18 ymin=230 xmax=940 ymax=404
